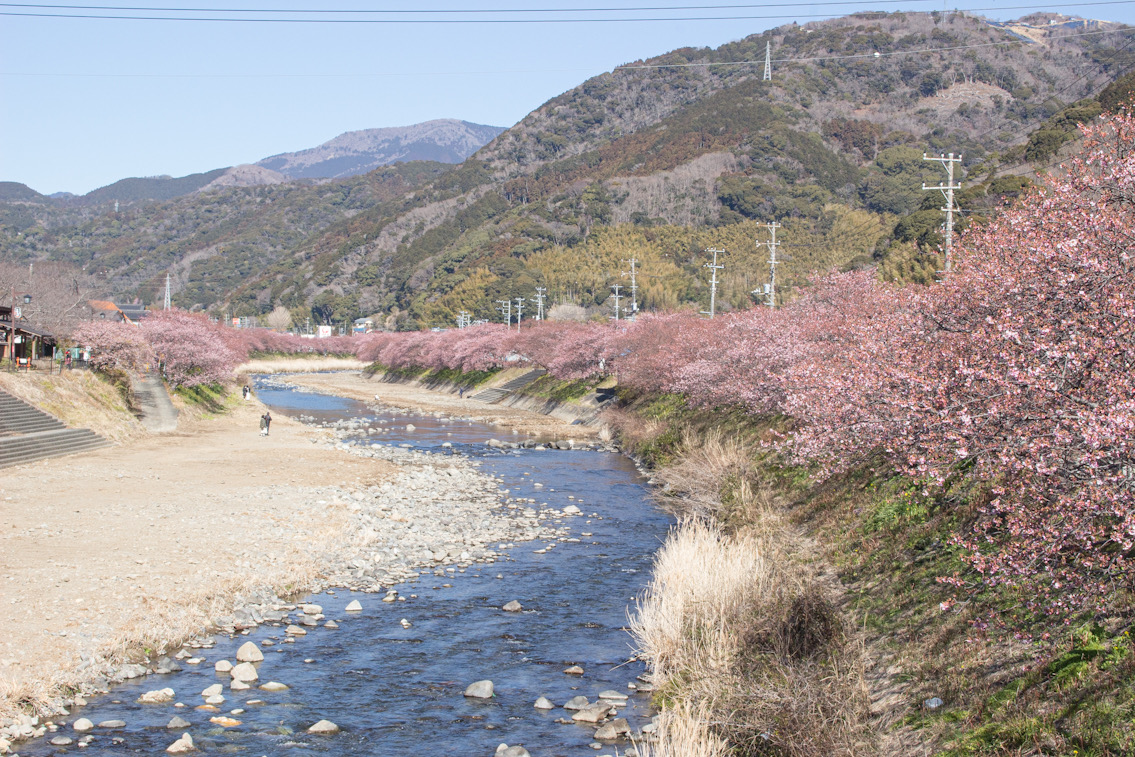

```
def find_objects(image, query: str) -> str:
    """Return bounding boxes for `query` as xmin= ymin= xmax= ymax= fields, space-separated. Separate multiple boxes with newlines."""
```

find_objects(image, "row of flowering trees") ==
xmin=354 ymin=113 xmax=1135 ymax=620
xmin=72 ymin=113 xmax=1134 ymax=619
xmin=72 ymin=310 xmax=358 ymax=388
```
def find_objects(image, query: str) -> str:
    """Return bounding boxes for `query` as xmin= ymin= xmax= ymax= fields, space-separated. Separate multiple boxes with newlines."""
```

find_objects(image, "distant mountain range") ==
xmin=257 ymin=119 xmax=507 ymax=179
xmin=5 ymin=118 xmax=505 ymax=205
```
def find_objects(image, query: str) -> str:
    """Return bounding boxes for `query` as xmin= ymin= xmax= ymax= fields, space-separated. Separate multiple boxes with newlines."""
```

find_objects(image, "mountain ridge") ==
xmin=0 ymin=11 xmax=1132 ymax=328
xmin=256 ymin=119 xmax=507 ymax=179
xmin=4 ymin=118 xmax=505 ymax=205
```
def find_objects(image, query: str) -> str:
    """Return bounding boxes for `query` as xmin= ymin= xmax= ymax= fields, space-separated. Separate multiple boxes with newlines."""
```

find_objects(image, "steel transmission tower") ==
xmin=163 ymin=273 xmax=171 ymax=310
xmin=922 ymin=152 xmax=963 ymax=274
xmin=763 ymin=41 xmax=772 ymax=81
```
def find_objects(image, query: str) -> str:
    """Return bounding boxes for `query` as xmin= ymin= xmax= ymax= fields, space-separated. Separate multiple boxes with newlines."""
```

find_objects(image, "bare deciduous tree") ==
xmin=265 ymin=305 xmax=292 ymax=332
xmin=547 ymin=303 xmax=588 ymax=322
xmin=0 ymin=261 xmax=103 ymax=338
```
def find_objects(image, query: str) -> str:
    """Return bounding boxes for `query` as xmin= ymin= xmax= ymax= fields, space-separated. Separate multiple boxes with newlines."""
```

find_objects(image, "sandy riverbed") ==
xmin=284 ymin=370 xmax=597 ymax=438
xmin=0 ymin=399 xmax=393 ymax=722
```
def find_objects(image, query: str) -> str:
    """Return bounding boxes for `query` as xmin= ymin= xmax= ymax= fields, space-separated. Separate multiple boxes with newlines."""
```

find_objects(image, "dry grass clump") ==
xmin=633 ymin=519 xmax=869 ymax=756
xmin=650 ymin=429 xmax=762 ymax=527
xmin=239 ymin=356 xmax=369 ymax=375
xmin=631 ymin=518 xmax=768 ymax=682
xmin=635 ymin=701 xmax=732 ymax=757
xmin=630 ymin=428 xmax=872 ymax=756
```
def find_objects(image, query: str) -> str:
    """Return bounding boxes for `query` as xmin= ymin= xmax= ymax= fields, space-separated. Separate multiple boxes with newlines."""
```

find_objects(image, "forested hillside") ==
xmin=1 ymin=11 xmax=1132 ymax=328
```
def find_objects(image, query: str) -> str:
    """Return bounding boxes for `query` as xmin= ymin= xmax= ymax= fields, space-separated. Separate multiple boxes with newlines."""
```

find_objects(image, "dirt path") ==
xmin=284 ymin=371 xmax=596 ymax=438
xmin=0 ymin=399 xmax=393 ymax=720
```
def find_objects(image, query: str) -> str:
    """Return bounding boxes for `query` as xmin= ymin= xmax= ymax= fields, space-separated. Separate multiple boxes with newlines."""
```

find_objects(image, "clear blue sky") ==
xmin=2 ymin=1 xmax=1134 ymax=195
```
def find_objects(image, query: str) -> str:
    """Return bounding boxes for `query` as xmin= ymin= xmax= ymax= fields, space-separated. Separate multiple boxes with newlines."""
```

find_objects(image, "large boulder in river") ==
xmin=236 ymin=642 xmax=264 ymax=663
xmin=230 ymin=662 xmax=259 ymax=682
xmin=464 ymin=680 xmax=494 ymax=699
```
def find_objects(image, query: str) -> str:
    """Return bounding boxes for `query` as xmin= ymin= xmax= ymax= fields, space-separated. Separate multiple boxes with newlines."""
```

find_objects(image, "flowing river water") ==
xmin=21 ymin=380 xmax=672 ymax=756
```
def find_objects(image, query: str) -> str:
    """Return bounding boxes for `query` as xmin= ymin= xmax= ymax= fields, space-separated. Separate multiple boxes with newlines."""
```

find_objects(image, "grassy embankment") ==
xmin=613 ymin=390 xmax=1135 ymax=757
xmin=0 ymin=369 xmax=144 ymax=442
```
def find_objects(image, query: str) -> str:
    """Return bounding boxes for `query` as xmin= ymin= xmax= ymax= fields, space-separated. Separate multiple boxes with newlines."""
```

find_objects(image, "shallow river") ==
xmin=22 ymin=381 xmax=671 ymax=756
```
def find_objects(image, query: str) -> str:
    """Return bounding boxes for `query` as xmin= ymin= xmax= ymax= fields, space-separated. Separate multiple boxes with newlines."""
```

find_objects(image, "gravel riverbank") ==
xmin=0 ymin=391 xmax=572 ymax=754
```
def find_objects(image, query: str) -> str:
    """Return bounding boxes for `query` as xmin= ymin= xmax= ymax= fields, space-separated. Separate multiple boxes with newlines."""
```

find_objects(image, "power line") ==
xmin=3 ymin=19 xmax=1129 ymax=79
xmin=0 ymin=0 xmax=1023 ymax=13
xmin=619 ymin=22 xmax=1135 ymax=69
xmin=4 ymin=1 xmax=1135 ymax=23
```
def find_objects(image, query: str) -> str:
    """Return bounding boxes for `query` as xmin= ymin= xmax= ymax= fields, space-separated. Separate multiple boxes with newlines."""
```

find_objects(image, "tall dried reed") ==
xmin=628 ymin=425 xmax=871 ymax=755
xmin=238 ymin=357 xmax=369 ymax=375
xmin=634 ymin=701 xmax=731 ymax=757
xmin=630 ymin=518 xmax=769 ymax=683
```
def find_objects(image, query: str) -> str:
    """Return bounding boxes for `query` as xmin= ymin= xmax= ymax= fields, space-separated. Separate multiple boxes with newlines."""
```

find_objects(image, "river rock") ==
xmin=494 ymin=746 xmax=531 ymax=757
xmin=308 ymin=719 xmax=340 ymax=734
xmin=572 ymin=703 xmax=612 ymax=723
xmin=597 ymin=690 xmax=629 ymax=702
xmin=166 ymin=733 xmax=195 ymax=753
xmin=533 ymin=696 xmax=554 ymax=710
xmin=205 ymin=695 xmax=225 ymax=706
xmin=72 ymin=718 xmax=94 ymax=732
xmin=563 ymin=665 xmax=585 ymax=675
xmin=167 ymin=717 xmax=191 ymax=729
xmin=230 ymin=662 xmax=259 ymax=682
xmin=563 ymin=695 xmax=590 ymax=710
xmin=236 ymin=642 xmax=264 ymax=663
xmin=259 ymin=682 xmax=289 ymax=692
xmin=562 ymin=505 xmax=582 ymax=515
xmin=214 ymin=660 xmax=233 ymax=673
xmin=285 ymin=625 xmax=307 ymax=636
xmin=98 ymin=720 xmax=126 ymax=728
xmin=594 ymin=718 xmax=632 ymax=740
xmin=302 ymin=604 xmax=323 ymax=615
xmin=502 ymin=600 xmax=523 ymax=612
xmin=464 ymin=680 xmax=494 ymax=699
xmin=344 ymin=600 xmax=362 ymax=612
xmin=325 ymin=620 xmax=340 ymax=628
xmin=201 ymin=684 xmax=223 ymax=697
xmin=138 ymin=688 xmax=175 ymax=704
xmin=50 ymin=736 xmax=73 ymax=746
xmin=230 ymin=680 xmax=251 ymax=691
xmin=119 ymin=663 xmax=148 ymax=679
xmin=209 ymin=716 xmax=241 ymax=727
xmin=400 ymin=618 xmax=412 ymax=628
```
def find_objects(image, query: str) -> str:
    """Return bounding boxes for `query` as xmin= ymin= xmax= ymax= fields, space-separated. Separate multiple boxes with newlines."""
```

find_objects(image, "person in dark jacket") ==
xmin=260 ymin=411 xmax=272 ymax=436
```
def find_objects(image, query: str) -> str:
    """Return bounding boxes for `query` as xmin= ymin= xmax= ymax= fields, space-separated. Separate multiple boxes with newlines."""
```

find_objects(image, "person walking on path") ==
xmin=260 ymin=411 xmax=272 ymax=436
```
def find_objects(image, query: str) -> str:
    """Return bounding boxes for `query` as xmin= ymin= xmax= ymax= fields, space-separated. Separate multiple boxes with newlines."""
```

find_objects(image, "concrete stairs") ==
xmin=468 ymin=368 xmax=547 ymax=404
xmin=498 ymin=368 xmax=547 ymax=392
xmin=0 ymin=390 xmax=110 ymax=469
xmin=467 ymin=387 xmax=510 ymax=403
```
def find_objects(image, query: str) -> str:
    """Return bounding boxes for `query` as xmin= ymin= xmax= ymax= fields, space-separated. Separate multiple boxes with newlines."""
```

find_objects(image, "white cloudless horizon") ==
xmin=2 ymin=1 xmax=1133 ymax=195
